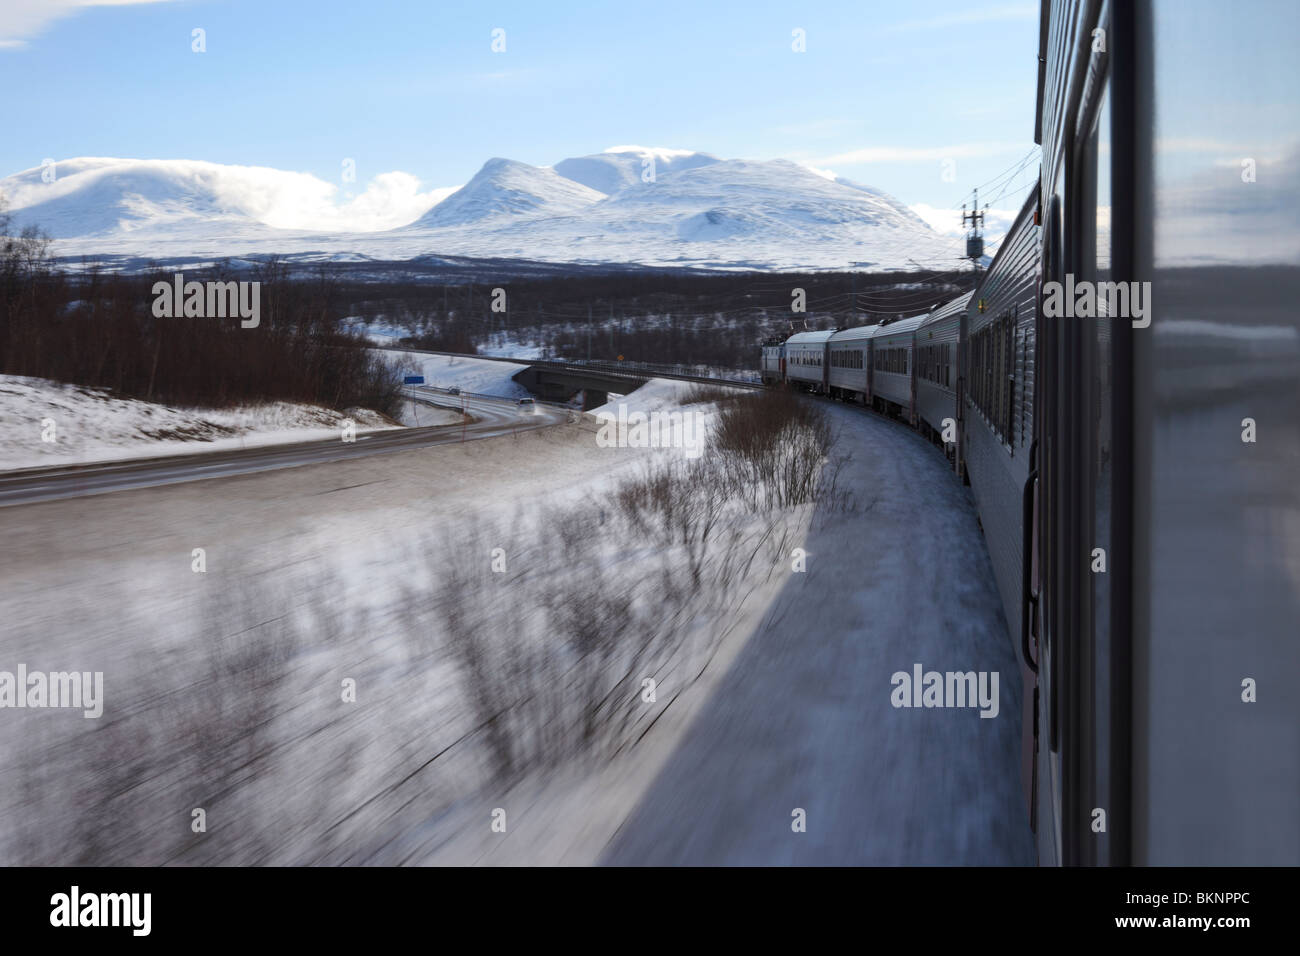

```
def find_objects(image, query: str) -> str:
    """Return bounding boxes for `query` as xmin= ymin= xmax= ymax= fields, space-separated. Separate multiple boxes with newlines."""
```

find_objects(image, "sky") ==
xmin=0 ymin=0 xmax=1043 ymax=235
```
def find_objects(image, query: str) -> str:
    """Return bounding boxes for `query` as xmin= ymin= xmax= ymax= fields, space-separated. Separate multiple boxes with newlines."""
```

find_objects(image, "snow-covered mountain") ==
xmin=553 ymin=147 xmax=722 ymax=195
xmin=410 ymin=157 xmax=604 ymax=228
xmin=0 ymin=158 xmax=281 ymax=239
xmin=0 ymin=149 xmax=964 ymax=271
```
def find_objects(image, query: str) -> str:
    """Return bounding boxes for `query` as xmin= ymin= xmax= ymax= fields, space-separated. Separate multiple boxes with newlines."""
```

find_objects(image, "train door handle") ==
xmin=1020 ymin=466 xmax=1040 ymax=675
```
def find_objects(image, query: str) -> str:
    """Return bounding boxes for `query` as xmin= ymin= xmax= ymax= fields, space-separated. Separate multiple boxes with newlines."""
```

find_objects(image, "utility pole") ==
xmin=962 ymin=188 xmax=987 ymax=273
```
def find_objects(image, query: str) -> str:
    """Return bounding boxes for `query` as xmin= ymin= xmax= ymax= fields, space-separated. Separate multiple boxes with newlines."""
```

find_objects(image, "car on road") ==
xmin=516 ymin=397 xmax=535 ymax=406
xmin=446 ymin=386 xmax=460 ymax=395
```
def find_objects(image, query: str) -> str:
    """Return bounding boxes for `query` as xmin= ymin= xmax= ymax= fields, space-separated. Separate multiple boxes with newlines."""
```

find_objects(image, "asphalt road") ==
xmin=0 ymin=389 xmax=569 ymax=508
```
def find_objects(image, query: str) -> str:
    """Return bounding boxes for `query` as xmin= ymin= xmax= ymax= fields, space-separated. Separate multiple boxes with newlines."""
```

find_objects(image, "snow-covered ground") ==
xmin=381 ymin=351 xmax=534 ymax=399
xmin=590 ymin=377 xmax=709 ymax=415
xmin=476 ymin=334 xmax=547 ymax=360
xmin=0 ymin=378 xmax=1029 ymax=865
xmin=340 ymin=317 xmax=416 ymax=346
xmin=602 ymin=401 xmax=1035 ymax=865
xmin=0 ymin=375 xmax=436 ymax=471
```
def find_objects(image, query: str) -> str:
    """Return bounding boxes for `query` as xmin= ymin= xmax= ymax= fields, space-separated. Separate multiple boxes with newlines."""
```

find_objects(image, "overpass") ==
xmin=375 ymin=347 xmax=763 ymax=408
xmin=509 ymin=363 xmax=647 ymax=408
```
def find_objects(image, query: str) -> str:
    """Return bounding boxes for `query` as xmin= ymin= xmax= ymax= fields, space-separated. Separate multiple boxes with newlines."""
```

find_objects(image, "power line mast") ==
xmin=962 ymin=188 xmax=988 ymax=273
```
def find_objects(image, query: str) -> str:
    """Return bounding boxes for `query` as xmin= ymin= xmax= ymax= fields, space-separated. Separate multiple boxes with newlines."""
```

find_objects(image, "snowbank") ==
xmin=590 ymin=377 xmax=724 ymax=415
xmin=0 ymin=375 xmax=407 ymax=471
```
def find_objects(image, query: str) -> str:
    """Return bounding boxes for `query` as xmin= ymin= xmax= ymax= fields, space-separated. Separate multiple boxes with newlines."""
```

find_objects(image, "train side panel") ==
xmin=916 ymin=292 xmax=972 ymax=459
xmin=963 ymin=194 xmax=1039 ymax=668
xmin=784 ymin=330 xmax=834 ymax=391
xmin=870 ymin=315 xmax=926 ymax=423
xmin=827 ymin=325 xmax=876 ymax=400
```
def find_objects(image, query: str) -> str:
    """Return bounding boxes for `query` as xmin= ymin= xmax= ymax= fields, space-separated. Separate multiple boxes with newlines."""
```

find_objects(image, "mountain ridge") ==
xmin=0 ymin=150 xmax=965 ymax=272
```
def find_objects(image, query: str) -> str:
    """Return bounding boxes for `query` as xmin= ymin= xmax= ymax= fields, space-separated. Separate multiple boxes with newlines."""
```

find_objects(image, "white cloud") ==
xmin=1 ymin=158 xmax=458 ymax=232
xmin=0 ymin=0 xmax=177 ymax=50
xmin=252 ymin=170 xmax=460 ymax=232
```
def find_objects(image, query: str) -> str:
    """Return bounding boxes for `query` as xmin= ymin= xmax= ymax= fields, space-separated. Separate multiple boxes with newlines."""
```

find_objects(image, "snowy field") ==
xmin=0 ymin=375 xmax=446 ymax=472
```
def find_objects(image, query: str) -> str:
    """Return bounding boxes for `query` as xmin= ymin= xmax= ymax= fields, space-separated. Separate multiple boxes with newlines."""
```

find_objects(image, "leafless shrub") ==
xmin=1 ymin=385 xmax=847 ymax=865
xmin=682 ymin=382 xmax=748 ymax=405
xmin=708 ymin=386 xmax=849 ymax=510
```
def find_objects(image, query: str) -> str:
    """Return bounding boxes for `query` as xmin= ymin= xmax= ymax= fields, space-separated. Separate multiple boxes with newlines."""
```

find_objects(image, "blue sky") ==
xmin=1 ymin=0 xmax=1042 ymax=231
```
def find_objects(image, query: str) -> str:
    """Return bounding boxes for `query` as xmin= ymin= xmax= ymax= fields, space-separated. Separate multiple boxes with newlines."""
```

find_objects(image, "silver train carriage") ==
xmin=915 ymin=290 xmax=973 ymax=471
xmin=751 ymin=0 xmax=1300 ymax=867
xmin=783 ymin=329 xmax=835 ymax=392
xmin=963 ymin=191 xmax=1040 ymax=761
xmin=868 ymin=314 xmax=928 ymax=425
xmin=1026 ymin=0 xmax=1300 ymax=866
xmin=826 ymin=324 xmax=878 ymax=402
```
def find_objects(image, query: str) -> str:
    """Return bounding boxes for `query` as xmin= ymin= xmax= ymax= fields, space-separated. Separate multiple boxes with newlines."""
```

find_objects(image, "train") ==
xmin=761 ymin=0 xmax=1300 ymax=866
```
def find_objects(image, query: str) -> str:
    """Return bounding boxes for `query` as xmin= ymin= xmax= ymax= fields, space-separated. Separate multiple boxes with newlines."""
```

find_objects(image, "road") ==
xmin=0 ymin=389 xmax=568 ymax=508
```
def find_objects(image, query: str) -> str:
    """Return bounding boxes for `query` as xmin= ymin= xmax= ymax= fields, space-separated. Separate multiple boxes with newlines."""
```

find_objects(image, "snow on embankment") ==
xmin=384 ymin=351 xmax=534 ymax=400
xmin=591 ymin=377 xmax=709 ymax=415
xmin=0 ymin=375 xmax=409 ymax=471
xmin=589 ymin=378 xmax=752 ymax=463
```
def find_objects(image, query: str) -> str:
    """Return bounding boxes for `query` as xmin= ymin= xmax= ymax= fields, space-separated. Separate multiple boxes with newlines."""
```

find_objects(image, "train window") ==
xmin=1005 ymin=315 xmax=1015 ymax=444
xmin=967 ymin=314 xmax=1016 ymax=444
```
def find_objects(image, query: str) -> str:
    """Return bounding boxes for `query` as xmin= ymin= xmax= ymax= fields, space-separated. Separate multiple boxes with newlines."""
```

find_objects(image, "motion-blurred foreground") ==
xmin=0 ymin=385 xmax=1031 ymax=865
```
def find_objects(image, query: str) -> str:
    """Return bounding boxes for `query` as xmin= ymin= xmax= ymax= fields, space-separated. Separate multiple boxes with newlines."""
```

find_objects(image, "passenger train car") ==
xmin=825 ymin=323 xmax=876 ymax=402
xmin=762 ymin=0 xmax=1300 ymax=866
xmin=758 ymin=340 xmax=785 ymax=386
xmin=914 ymin=291 xmax=970 ymax=470
xmin=783 ymin=329 xmax=835 ymax=393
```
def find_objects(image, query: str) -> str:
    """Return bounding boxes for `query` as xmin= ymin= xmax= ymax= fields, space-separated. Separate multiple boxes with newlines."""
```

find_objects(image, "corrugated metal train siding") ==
xmin=970 ymin=201 xmax=1039 ymax=453
xmin=963 ymin=196 xmax=1039 ymax=658
xmin=916 ymin=312 xmax=961 ymax=433
xmin=827 ymin=344 xmax=868 ymax=393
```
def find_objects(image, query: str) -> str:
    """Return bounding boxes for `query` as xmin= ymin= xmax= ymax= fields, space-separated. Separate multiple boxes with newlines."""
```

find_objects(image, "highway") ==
xmin=0 ymin=389 xmax=570 ymax=508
